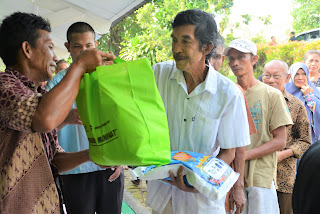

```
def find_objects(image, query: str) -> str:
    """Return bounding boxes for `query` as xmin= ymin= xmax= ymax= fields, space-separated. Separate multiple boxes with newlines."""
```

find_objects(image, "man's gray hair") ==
xmin=216 ymin=33 xmax=225 ymax=49
xmin=264 ymin=60 xmax=289 ymax=74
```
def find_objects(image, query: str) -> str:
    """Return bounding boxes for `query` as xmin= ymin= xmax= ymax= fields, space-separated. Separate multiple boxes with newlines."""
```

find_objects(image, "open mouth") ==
xmin=50 ymin=65 xmax=56 ymax=74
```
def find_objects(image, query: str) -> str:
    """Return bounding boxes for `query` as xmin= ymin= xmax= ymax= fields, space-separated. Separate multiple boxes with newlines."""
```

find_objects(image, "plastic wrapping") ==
xmin=130 ymin=150 xmax=239 ymax=200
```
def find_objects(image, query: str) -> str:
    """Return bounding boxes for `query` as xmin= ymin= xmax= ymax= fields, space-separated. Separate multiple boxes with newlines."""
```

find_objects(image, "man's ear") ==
xmin=222 ymin=55 xmax=225 ymax=64
xmin=252 ymin=55 xmax=259 ymax=65
xmin=94 ymin=40 xmax=97 ymax=48
xmin=202 ymin=43 xmax=214 ymax=56
xmin=21 ymin=41 xmax=32 ymax=59
xmin=285 ymin=74 xmax=291 ymax=83
xmin=64 ymin=42 xmax=70 ymax=52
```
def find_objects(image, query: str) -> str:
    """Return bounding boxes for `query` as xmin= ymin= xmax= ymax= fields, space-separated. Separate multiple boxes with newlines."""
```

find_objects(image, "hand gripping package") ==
xmin=131 ymin=151 xmax=239 ymax=200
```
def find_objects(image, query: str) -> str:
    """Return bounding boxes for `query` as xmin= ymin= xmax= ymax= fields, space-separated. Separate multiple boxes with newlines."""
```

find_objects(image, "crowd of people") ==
xmin=0 ymin=9 xmax=319 ymax=214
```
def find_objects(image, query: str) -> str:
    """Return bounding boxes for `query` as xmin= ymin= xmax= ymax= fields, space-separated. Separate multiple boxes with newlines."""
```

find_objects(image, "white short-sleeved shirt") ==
xmin=146 ymin=61 xmax=251 ymax=214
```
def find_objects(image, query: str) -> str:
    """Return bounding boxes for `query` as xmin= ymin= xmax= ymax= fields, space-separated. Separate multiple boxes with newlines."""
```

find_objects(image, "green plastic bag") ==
xmin=76 ymin=58 xmax=171 ymax=166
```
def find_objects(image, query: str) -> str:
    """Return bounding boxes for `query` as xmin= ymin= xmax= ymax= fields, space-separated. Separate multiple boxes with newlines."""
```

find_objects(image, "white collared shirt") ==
xmin=146 ymin=61 xmax=251 ymax=214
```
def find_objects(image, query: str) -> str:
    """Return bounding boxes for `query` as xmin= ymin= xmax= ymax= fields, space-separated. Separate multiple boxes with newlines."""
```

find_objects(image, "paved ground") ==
xmin=123 ymin=170 xmax=151 ymax=214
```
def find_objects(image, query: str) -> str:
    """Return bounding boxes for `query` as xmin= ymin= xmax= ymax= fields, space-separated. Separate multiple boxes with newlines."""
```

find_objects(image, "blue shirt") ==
xmin=46 ymin=69 xmax=103 ymax=175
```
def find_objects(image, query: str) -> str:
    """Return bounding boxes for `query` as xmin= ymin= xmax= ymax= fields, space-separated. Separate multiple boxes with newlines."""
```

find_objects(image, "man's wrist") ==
xmin=233 ymin=181 xmax=244 ymax=189
xmin=244 ymin=150 xmax=250 ymax=161
xmin=71 ymin=60 xmax=86 ymax=76
xmin=86 ymin=150 xmax=93 ymax=162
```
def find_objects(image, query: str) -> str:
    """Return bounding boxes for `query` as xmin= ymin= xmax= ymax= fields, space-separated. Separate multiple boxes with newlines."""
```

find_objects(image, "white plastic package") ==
xmin=130 ymin=150 xmax=239 ymax=200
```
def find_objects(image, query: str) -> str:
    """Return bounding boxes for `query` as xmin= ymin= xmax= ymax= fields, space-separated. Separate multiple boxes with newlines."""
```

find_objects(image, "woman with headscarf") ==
xmin=285 ymin=62 xmax=320 ymax=144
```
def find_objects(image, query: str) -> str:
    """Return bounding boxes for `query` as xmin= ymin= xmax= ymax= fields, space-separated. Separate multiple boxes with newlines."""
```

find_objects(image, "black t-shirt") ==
xmin=293 ymin=141 xmax=320 ymax=214
xmin=289 ymin=36 xmax=298 ymax=41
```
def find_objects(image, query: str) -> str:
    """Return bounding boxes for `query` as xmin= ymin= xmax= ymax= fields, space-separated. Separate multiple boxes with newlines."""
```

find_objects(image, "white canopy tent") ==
xmin=0 ymin=0 xmax=148 ymax=64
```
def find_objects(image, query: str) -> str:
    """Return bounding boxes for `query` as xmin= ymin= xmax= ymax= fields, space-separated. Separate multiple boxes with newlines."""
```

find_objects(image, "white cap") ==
xmin=223 ymin=39 xmax=257 ymax=56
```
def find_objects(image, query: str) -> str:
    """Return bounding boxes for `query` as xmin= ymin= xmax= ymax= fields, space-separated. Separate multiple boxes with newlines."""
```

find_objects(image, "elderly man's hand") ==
xmin=57 ymin=108 xmax=82 ymax=130
xmin=229 ymin=186 xmax=245 ymax=214
xmin=74 ymin=49 xmax=116 ymax=74
xmin=108 ymin=166 xmax=122 ymax=182
xmin=163 ymin=166 xmax=198 ymax=193
xmin=64 ymin=108 xmax=82 ymax=125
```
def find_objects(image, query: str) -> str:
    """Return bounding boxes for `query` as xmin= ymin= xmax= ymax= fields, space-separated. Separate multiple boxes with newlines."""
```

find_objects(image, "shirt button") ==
xmin=184 ymin=119 xmax=187 ymax=121
xmin=187 ymin=97 xmax=190 ymax=100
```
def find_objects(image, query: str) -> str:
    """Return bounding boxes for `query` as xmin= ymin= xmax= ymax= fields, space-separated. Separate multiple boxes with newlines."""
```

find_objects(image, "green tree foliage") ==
xmin=241 ymin=14 xmax=252 ymax=25
xmin=96 ymin=13 xmax=141 ymax=56
xmin=96 ymin=0 xmax=271 ymax=72
xmin=223 ymin=14 xmax=270 ymax=47
xmin=118 ymin=0 xmax=215 ymax=64
xmin=257 ymin=15 xmax=272 ymax=26
xmin=251 ymin=33 xmax=267 ymax=45
xmin=292 ymin=0 xmax=320 ymax=33
xmin=213 ymin=0 xmax=234 ymax=34
xmin=97 ymin=0 xmax=235 ymax=64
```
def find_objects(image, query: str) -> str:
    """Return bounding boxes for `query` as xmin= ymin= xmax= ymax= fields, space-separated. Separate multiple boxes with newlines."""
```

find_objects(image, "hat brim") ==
xmin=223 ymin=46 xmax=254 ymax=56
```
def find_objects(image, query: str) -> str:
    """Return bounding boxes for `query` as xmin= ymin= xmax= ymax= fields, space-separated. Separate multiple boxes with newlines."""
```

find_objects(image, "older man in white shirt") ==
xmin=146 ymin=9 xmax=251 ymax=214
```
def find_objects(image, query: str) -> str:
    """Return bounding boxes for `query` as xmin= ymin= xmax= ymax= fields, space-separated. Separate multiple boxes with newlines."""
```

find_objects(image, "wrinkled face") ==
xmin=227 ymin=49 xmax=256 ymax=77
xmin=209 ymin=45 xmax=225 ymax=71
xmin=29 ymin=30 xmax=58 ymax=83
xmin=65 ymin=31 xmax=96 ymax=60
xmin=294 ymin=68 xmax=308 ymax=88
xmin=55 ymin=62 xmax=69 ymax=74
xmin=171 ymin=25 xmax=207 ymax=72
xmin=305 ymin=53 xmax=320 ymax=74
xmin=262 ymin=62 xmax=289 ymax=92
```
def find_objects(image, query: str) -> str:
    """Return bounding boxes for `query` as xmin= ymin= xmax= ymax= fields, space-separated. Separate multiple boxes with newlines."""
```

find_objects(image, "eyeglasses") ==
xmin=262 ymin=74 xmax=283 ymax=80
xmin=212 ymin=54 xmax=222 ymax=59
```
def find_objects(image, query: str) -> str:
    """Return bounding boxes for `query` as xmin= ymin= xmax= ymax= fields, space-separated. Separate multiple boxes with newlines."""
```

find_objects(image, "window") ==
xmin=297 ymin=34 xmax=306 ymax=41
xmin=296 ymin=29 xmax=320 ymax=42
xmin=307 ymin=30 xmax=320 ymax=41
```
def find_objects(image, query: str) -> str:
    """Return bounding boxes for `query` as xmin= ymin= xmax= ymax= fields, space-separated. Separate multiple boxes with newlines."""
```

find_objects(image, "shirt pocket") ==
xmin=193 ymin=112 xmax=220 ymax=155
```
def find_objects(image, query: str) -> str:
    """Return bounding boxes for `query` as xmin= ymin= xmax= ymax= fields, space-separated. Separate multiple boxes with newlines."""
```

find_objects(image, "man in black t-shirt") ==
xmin=289 ymin=31 xmax=298 ymax=41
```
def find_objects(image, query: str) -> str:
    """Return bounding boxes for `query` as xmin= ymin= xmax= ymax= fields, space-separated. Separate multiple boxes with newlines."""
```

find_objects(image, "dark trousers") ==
xmin=60 ymin=169 xmax=124 ymax=214
xmin=277 ymin=191 xmax=292 ymax=214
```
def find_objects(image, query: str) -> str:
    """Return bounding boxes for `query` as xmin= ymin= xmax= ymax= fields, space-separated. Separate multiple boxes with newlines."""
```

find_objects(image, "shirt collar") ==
xmin=169 ymin=61 xmax=217 ymax=95
xmin=203 ymin=63 xmax=217 ymax=95
xmin=282 ymin=88 xmax=289 ymax=101
xmin=169 ymin=61 xmax=184 ymax=83
xmin=5 ymin=67 xmax=47 ymax=94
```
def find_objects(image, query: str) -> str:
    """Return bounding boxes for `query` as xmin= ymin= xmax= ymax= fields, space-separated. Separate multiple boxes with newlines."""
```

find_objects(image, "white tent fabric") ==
xmin=0 ymin=0 xmax=147 ymax=62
